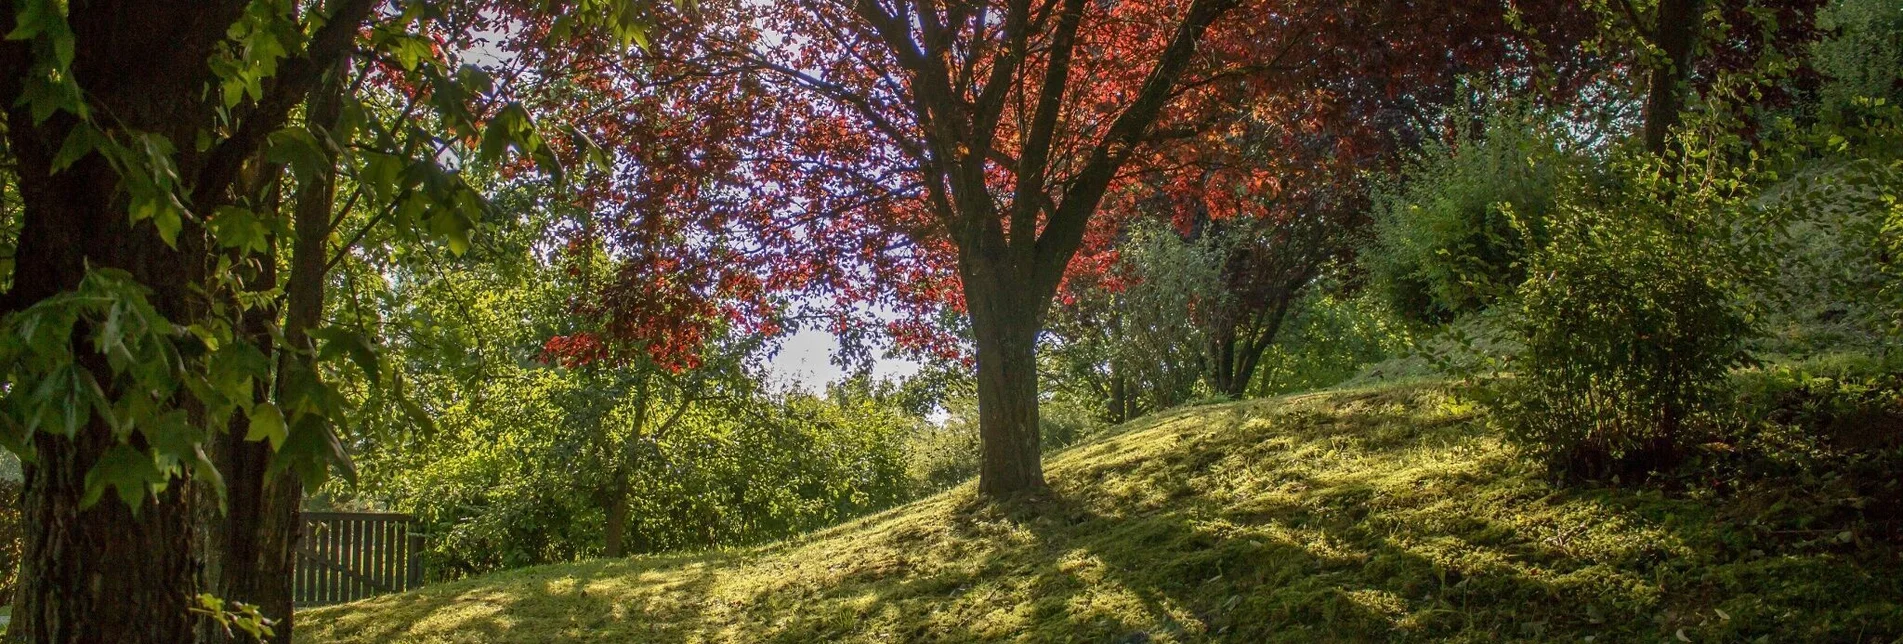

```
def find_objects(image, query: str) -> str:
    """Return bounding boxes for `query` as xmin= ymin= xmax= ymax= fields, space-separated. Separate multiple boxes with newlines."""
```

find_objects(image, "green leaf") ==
xmin=6 ymin=0 xmax=53 ymax=41
xmin=393 ymin=375 xmax=437 ymax=437
xmin=269 ymin=413 xmax=355 ymax=489
xmin=246 ymin=403 xmax=288 ymax=450
xmin=313 ymin=327 xmax=381 ymax=387
xmin=209 ymin=206 xmax=270 ymax=253
xmin=265 ymin=127 xmax=331 ymax=186
xmin=51 ymin=122 xmax=102 ymax=172
xmin=28 ymin=362 xmax=104 ymax=439
xmin=82 ymin=444 xmax=167 ymax=511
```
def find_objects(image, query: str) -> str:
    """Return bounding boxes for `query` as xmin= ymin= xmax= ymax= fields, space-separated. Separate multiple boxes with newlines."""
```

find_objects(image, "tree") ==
xmin=0 ymin=2 xmax=374 ymax=638
xmin=541 ymin=0 xmax=1359 ymax=498
xmin=1067 ymin=0 xmax=1603 ymax=400
xmin=0 ymin=1 xmax=640 ymax=639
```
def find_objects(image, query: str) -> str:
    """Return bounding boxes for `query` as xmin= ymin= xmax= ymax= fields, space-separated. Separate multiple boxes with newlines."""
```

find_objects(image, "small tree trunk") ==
xmin=1641 ymin=0 xmax=1704 ymax=154
xmin=1206 ymin=320 xmax=1241 ymax=398
xmin=1107 ymin=307 xmax=1129 ymax=423
xmin=603 ymin=488 xmax=631 ymax=558
xmin=200 ymin=66 xmax=342 ymax=643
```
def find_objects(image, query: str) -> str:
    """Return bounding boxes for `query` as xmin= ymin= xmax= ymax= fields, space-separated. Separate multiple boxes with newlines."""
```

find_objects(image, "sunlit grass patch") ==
xmin=300 ymin=382 xmax=1903 ymax=643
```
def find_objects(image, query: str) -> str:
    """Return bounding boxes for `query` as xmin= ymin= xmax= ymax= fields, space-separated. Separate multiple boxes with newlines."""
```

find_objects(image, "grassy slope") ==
xmin=300 ymin=383 xmax=1903 ymax=643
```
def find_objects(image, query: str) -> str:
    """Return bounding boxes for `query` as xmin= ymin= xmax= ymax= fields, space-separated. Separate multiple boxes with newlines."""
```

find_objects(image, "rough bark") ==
xmin=964 ymin=268 xmax=1048 ymax=497
xmin=0 ymin=2 xmax=371 ymax=639
xmin=0 ymin=3 xmax=246 ymax=639
xmin=198 ymin=169 xmax=284 ymax=642
xmin=201 ymin=66 xmax=346 ymax=643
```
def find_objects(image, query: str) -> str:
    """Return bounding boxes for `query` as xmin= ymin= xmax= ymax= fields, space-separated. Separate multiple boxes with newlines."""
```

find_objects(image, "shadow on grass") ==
xmin=302 ymin=384 xmax=1903 ymax=643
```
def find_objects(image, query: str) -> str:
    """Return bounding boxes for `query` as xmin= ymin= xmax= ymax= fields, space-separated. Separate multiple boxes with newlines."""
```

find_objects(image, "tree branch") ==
xmin=191 ymin=0 xmax=378 ymax=209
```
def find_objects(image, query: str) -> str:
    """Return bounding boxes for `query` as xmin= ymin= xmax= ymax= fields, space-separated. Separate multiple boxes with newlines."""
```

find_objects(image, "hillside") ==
xmin=298 ymin=383 xmax=1903 ymax=643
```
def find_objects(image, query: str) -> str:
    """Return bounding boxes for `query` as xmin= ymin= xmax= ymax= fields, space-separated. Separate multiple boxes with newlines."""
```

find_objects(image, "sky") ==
xmin=764 ymin=328 xmax=924 ymax=393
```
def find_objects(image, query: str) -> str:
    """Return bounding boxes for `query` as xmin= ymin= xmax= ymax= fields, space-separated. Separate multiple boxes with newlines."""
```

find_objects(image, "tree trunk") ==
xmin=14 ymin=426 xmax=201 ymax=642
xmin=202 ymin=64 xmax=346 ymax=644
xmin=0 ymin=2 xmax=368 ymax=640
xmin=4 ymin=116 xmax=215 ymax=644
xmin=603 ymin=487 xmax=631 ymax=558
xmin=1107 ymin=307 xmax=1130 ymax=424
xmin=1 ymin=4 xmax=238 ymax=633
xmin=962 ymin=263 xmax=1048 ymax=498
xmin=1206 ymin=320 xmax=1241 ymax=398
xmin=1641 ymin=0 xmax=1704 ymax=154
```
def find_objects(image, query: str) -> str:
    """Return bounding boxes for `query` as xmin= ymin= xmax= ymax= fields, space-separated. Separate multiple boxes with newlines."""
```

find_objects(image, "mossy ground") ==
xmin=298 ymin=383 xmax=1903 ymax=643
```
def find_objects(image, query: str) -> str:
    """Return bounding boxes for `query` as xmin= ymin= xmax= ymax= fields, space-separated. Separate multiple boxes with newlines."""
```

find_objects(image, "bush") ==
xmin=350 ymin=367 xmax=923 ymax=580
xmin=1366 ymin=104 xmax=1580 ymax=323
xmin=1490 ymin=156 xmax=1756 ymax=480
xmin=1250 ymin=285 xmax=1417 ymax=396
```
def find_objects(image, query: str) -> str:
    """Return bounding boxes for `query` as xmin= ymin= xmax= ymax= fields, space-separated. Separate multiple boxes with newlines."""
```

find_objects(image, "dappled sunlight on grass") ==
xmin=300 ymin=382 xmax=1903 ymax=642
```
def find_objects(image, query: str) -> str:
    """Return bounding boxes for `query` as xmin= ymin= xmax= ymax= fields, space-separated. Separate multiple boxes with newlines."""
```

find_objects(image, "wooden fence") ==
xmin=295 ymin=511 xmax=423 ymax=606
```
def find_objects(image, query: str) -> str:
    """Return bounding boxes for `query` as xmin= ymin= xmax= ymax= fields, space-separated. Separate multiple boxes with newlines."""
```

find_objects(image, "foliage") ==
xmin=1044 ymin=220 xmax=1225 ymax=421
xmin=373 ymin=373 xmax=921 ymax=580
xmin=0 ymin=0 xmax=606 ymax=517
xmin=301 ymin=383 xmax=1903 ymax=643
xmin=333 ymin=223 xmax=924 ymax=579
xmin=1755 ymin=95 xmax=1903 ymax=351
xmin=1248 ymin=285 xmax=1417 ymax=396
xmin=1811 ymin=0 xmax=1903 ymax=111
xmin=1490 ymin=141 xmax=1760 ymax=478
xmin=0 ymin=268 xmax=352 ymax=507
xmin=1366 ymin=102 xmax=1585 ymax=324
xmin=190 ymin=593 xmax=277 ymax=642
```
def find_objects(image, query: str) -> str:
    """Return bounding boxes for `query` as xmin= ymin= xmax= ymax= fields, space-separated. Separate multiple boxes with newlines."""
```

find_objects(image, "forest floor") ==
xmin=298 ymin=382 xmax=1903 ymax=643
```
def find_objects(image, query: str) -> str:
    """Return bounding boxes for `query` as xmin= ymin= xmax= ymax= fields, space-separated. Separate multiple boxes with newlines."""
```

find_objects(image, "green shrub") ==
xmin=1490 ymin=157 xmax=1756 ymax=479
xmin=1366 ymin=104 xmax=1580 ymax=323
xmin=1249 ymin=285 xmax=1417 ymax=396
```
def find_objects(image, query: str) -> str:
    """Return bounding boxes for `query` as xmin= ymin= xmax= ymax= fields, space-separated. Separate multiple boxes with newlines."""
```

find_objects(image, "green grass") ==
xmin=299 ymin=383 xmax=1903 ymax=642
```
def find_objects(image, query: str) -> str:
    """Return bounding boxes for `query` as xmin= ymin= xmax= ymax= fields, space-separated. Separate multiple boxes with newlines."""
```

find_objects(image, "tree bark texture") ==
xmin=0 ymin=1 xmax=371 ymax=639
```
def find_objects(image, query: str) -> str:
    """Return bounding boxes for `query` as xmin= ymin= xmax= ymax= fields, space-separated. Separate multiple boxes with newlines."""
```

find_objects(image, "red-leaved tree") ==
xmin=527 ymin=0 xmax=1597 ymax=496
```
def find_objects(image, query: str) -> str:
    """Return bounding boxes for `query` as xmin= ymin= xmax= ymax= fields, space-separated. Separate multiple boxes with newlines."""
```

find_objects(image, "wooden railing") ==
xmin=294 ymin=511 xmax=423 ymax=606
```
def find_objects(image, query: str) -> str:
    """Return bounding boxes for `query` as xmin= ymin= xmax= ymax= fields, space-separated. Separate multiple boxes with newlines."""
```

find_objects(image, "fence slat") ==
xmin=353 ymin=519 xmax=368 ymax=600
xmin=407 ymin=532 xmax=424 ymax=589
xmin=396 ymin=524 xmax=410 ymax=591
xmin=348 ymin=519 xmax=361 ymax=601
xmin=382 ymin=519 xmax=396 ymax=591
xmin=328 ymin=519 xmax=340 ymax=604
xmin=294 ymin=512 xmax=422 ymax=607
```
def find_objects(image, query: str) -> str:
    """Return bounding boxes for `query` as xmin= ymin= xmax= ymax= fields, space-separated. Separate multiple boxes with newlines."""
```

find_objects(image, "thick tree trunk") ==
xmin=962 ymin=264 xmax=1048 ymax=498
xmin=1641 ymin=0 xmax=1704 ymax=154
xmin=5 ymin=120 xmax=214 ymax=644
xmin=0 ymin=2 xmax=367 ymax=640
xmin=15 ymin=427 xmax=201 ymax=642
xmin=0 ymin=3 xmax=260 ymax=639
